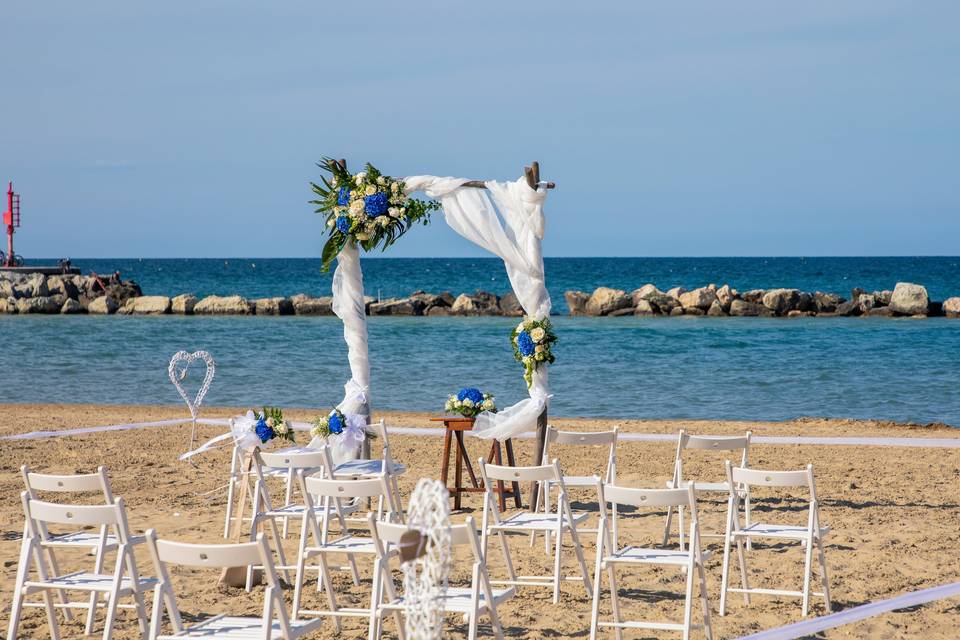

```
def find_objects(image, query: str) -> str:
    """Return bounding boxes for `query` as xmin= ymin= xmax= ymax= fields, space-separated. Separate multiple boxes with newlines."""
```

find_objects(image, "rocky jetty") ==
xmin=2 ymin=271 xmax=956 ymax=318
xmin=566 ymin=282 xmax=946 ymax=318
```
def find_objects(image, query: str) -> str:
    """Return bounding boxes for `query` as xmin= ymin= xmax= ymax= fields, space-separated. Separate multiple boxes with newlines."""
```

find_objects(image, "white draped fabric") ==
xmin=403 ymin=176 xmax=551 ymax=440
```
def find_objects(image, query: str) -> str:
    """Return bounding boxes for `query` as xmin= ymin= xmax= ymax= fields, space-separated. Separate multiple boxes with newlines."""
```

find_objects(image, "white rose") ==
xmin=482 ymin=399 xmax=495 ymax=410
xmin=388 ymin=207 xmax=400 ymax=218
xmin=516 ymin=322 xmax=526 ymax=334
xmin=391 ymin=182 xmax=399 ymax=192
xmin=349 ymin=199 xmax=365 ymax=214
xmin=327 ymin=218 xmax=335 ymax=227
xmin=331 ymin=177 xmax=338 ymax=187
xmin=530 ymin=327 xmax=546 ymax=342
xmin=535 ymin=344 xmax=544 ymax=354
xmin=365 ymin=185 xmax=376 ymax=196
xmin=274 ymin=421 xmax=289 ymax=435
xmin=462 ymin=398 xmax=474 ymax=408
xmin=377 ymin=176 xmax=386 ymax=185
xmin=354 ymin=172 xmax=366 ymax=184
xmin=356 ymin=232 xmax=370 ymax=241
xmin=523 ymin=356 xmax=533 ymax=365
xmin=266 ymin=417 xmax=276 ymax=428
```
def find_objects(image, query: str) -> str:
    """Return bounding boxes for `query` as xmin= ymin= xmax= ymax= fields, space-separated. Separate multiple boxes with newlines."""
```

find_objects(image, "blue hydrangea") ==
xmin=337 ymin=186 xmax=350 ymax=206
xmin=457 ymin=387 xmax=484 ymax=404
xmin=327 ymin=412 xmax=343 ymax=435
xmin=364 ymin=191 xmax=389 ymax=217
xmin=336 ymin=216 xmax=351 ymax=234
xmin=517 ymin=331 xmax=535 ymax=357
xmin=255 ymin=418 xmax=274 ymax=443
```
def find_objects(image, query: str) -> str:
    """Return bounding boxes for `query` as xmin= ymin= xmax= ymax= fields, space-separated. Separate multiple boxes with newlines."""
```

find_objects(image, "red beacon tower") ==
xmin=3 ymin=182 xmax=22 ymax=267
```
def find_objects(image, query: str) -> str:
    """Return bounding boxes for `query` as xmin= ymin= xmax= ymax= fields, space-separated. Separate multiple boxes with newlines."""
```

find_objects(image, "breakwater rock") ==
xmin=567 ymin=282 xmax=952 ymax=318
xmin=3 ymin=271 xmax=958 ymax=318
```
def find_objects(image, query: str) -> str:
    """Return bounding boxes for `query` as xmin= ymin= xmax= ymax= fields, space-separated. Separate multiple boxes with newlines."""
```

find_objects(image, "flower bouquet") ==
xmin=445 ymin=387 xmax=497 ymax=419
xmin=311 ymin=409 xmax=377 ymax=442
xmin=230 ymin=407 xmax=295 ymax=450
xmin=512 ymin=318 xmax=557 ymax=387
xmin=310 ymin=159 xmax=441 ymax=271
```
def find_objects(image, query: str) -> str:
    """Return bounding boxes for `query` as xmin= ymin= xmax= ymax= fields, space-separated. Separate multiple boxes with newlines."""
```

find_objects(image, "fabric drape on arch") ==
xmin=329 ymin=174 xmax=551 ymax=443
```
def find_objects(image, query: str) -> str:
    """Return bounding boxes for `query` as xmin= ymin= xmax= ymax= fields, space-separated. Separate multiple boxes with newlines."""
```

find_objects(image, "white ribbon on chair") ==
xmin=404 ymin=175 xmax=552 ymax=441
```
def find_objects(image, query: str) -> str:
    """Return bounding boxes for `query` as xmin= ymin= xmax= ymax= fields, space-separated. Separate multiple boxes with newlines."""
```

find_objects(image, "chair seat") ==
xmin=45 ymin=530 xmax=118 ymax=549
xmin=333 ymin=459 xmax=406 ymax=476
xmin=307 ymin=535 xmax=379 ymax=555
xmin=383 ymin=586 xmax=515 ymax=614
xmin=608 ymin=546 xmax=712 ymax=566
xmin=665 ymin=480 xmax=732 ymax=492
xmin=736 ymin=523 xmax=830 ymax=539
xmin=25 ymin=570 xmax=156 ymax=594
xmin=43 ymin=531 xmax=146 ymax=549
xmin=158 ymin=614 xmax=323 ymax=639
xmin=489 ymin=511 xmax=589 ymax=532
xmin=262 ymin=502 xmax=359 ymax=519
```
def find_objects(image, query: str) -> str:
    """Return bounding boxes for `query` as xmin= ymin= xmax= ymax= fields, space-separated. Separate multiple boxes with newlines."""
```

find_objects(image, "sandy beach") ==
xmin=2 ymin=403 xmax=958 ymax=639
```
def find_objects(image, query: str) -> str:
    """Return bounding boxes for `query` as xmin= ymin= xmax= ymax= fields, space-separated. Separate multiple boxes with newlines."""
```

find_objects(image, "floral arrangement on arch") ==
xmin=512 ymin=318 xmax=557 ymax=387
xmin=310 ymin=158 xmax=441 ymax=271
xmin=445 ymin=387 xmax=497 ymax=419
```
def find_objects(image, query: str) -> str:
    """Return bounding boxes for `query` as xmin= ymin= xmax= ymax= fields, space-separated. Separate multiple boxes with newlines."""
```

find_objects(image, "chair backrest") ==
xmin=372 ymin=516 xmax=481 ymax=556
xmin=145 ymin=530 xmax=293 ymax=638
xmin=671 ymin=429 xmax=751 ymax=485
xmin=480 ymin=460 xmax=560 ymax=484
xmin=542 ymin=426 xmax=619 ymax=481
xmin=305 ymin=474 xmax=391 ymax=500
xmin=21 ymin=493 xmax=133 ymax=544
xmin=257 ymin=449 xmax=327 ymax=471
xmin=21 ymin=465 xmax=114 ymax=502
xmin=367 ymin=418 xmax=390 ymax=448
xmin=598 ymin=481 xmax=701 ymax=551
xmin=727 ymin=462 xmax=816 ymax=494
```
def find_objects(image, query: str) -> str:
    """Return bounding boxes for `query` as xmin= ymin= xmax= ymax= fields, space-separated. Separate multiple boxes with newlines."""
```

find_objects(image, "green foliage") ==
xmin=310 ymin=157 xmax=441 ymax=271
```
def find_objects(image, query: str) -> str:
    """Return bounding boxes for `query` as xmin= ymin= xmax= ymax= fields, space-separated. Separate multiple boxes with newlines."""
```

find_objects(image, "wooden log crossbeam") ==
xmin=335 ymin=158 xmax=556 ymax=190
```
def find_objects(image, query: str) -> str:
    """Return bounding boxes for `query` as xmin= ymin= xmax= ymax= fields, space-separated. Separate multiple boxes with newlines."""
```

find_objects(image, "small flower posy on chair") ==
xmin=253 ymin=406 xmax=295 ymax=444
xmin=310 ymin=158 xmax=441 ymax=271
xmin=512 ymin=318 xmax=557 ymax=387
xmin=445 ymin=388 xmax=497 ymax=419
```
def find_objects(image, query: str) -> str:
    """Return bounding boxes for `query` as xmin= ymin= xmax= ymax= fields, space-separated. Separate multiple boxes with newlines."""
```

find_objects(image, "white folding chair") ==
xmin=590 ymin=482 xmax=713 ymax=639
xmin=328 ymin=419 xmax=407 ymax=519
xmin=368 ymin=514 xmax=515 ymax=640
xmin=245 ymin=448 xmax=359 ymax=591
xmin=663 ymin=430 xmax=752 ymax=551
xmin=144 ymin=531 xmax=323 ymax=639
xmin=8 ymin=494 xmax=155 ymax=640
xmin=534 ymin=427 xmax=619 ymax=550
xmin=719 ymin=463 xmax=832 ymax=617
xmin=479 ymin=459 xmax=593 ymax=604
xmin=20 ymin=465 xmax=123 ymax=633
xmin=292 ymin=474 xmax=399 ymax=631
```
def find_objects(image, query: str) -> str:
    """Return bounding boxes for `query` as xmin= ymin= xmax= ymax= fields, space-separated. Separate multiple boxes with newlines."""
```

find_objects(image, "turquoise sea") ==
xmin=9 ymin=257 xmax=960 ymax=425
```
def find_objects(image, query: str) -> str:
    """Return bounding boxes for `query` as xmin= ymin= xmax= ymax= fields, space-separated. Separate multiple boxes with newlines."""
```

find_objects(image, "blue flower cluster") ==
xmin=364 ymin=192 xmax=389 ymax=217
xmin=457 ymin=387 xmax=484 ymax=405
xmin=517 ymin=331 xmax=535 ymax=357
xmin=336 ymin=216 xmax=351 ymax=233
xmin=327 ymin=411 xmax=343 ymax=435
xmin=255 ymin=417 xmax=274 ymax=443
xmin=337 ymin=186 xmax=350 ymax=206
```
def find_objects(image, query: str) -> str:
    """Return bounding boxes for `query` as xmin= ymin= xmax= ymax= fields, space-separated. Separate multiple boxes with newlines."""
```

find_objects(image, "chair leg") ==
xmin=101 ymin=589 xmax=121 ymax=640
xmin=802 ymin=533 xmax=815 ymax=616
xmin=606 ymin=562 xmax=623 ymax=640
xmin=223 ymin=453 xmax=238 ymax=538
xmin=735 ymin=536 xmax=751 ymax=605
xmin=682 ymin=561 xmax=696 ymax=640
xmin=317 ymin=554 xmax=342 ymax=633
xmin=380 ymin=563 xmax=406 ymax=640
xmin=719 ymin=529 xmax=732 ymax=616
xmin=589 ymin=554 xmax=603 ymax=640
xmin=697 ymin=558 xmax=714 ymax=640
xmin=292 ymin=518 xmax=310 ymax=619
xmin=487 ymin=600 xmax=505 ymax=640
xmin=569 ymin=527 xmax=593 ymax=597
xmin=282 ymin=472 xmax=294 ymax=538
xmin=816 ymin=536 xmax=832 ymax=613
xmin=7 ymin=541 xmax=31 ymax=640
xmin=367 ymin=560 xmax=383 ymax=640
xmin=265 ymin=515 xmax=292 ymax=584
xmin=131 ymin=587 xmax=150 ymax=640
xmin=552 ymin=528 xmax=564 ymax=604
xmin=662 ymin=505 xmax=674 ymax=547
xmin=744 ymin=492 xmax=753 ymax=551
xmin=678 ymin=505 xmax=685 ymax=552
xmin=43 ymin=549 xmax=74 ymax=623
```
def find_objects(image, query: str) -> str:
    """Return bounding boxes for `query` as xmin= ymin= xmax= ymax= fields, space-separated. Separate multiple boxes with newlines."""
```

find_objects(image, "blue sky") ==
xmin=1 ymin=2 xmax=957 ymax=258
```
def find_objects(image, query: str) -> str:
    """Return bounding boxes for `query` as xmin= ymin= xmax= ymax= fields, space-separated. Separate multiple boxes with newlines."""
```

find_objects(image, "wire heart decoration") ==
xmin=168 ymin=350 xmax=216 ymax=420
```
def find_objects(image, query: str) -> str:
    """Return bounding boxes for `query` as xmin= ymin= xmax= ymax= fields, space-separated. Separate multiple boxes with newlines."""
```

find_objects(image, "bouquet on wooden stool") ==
xmin=445 ymin=388 xmax=497 ymax=419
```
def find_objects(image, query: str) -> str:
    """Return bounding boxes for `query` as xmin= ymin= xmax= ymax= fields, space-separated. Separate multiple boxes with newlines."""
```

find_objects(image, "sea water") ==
xmin=6 ymin=257 xmax=960 ymax=425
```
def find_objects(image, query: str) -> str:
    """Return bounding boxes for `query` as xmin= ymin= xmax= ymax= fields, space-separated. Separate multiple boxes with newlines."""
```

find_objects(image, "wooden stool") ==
xmin=432 ymin=417 xmax=522 ymax=511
